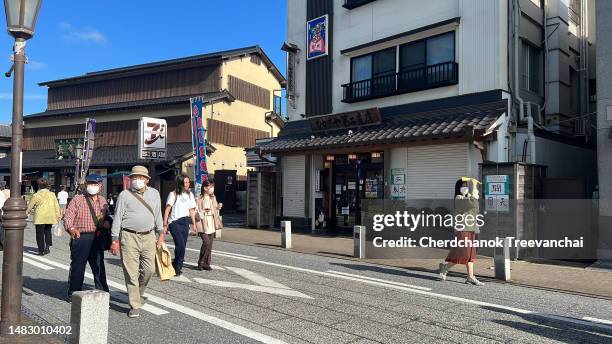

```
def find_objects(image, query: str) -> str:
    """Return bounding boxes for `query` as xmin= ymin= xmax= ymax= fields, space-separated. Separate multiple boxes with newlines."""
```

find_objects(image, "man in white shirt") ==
xmin=163 ymin=175 xmax=197 ymax=276
xmin=57 ymin=185 xmax=69 ymax=216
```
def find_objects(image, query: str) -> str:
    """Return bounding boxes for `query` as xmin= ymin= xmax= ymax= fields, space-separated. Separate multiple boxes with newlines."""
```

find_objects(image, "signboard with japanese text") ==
xmin=485 ymin=175 xmax=510 ymax=212
xmin=190 ymin=97 xmax=209 ymax=191
xmin=55 ymin=138 xmax=83 ymax=160
xmin=391 ymin=168 xmax=406 ymax=199
xmin=80 ymin=118 xmax=96 ymax=183
xmin=306 ymin=15 xmax=328 ymax=60
xmin=138 ymin=117 xmax=167 ymax=160
xmin=309 ymin=108 xmax=381 ymax=132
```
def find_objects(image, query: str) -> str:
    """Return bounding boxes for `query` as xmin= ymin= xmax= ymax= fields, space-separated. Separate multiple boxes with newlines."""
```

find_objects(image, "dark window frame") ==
xmin=399 ymin=31 xmax=456 ymax=72
xmin=342 ymin=0 xmax=377 ymax=10
xmin=349 ymin=46 xmax=397 ymax=84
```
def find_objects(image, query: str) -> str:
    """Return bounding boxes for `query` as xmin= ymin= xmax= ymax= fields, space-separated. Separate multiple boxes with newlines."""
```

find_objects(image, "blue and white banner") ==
xmin=190 ymin=97 xmax=208 ymax=191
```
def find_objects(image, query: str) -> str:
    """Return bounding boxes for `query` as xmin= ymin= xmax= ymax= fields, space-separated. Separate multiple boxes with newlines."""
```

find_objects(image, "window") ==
xmin=521 ymin=43 xmax=541 ymax=94
xmin=350 ymin=47 xmax=396 ymax=98
xmin=342 ymin=31 xmax=458 ymax=102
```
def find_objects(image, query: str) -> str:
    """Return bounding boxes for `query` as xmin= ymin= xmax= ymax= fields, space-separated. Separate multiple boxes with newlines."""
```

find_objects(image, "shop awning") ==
xmin=257 ymin=100 xmax=507 ymax=153
xmin=0 ymin=142 xmax=194 ymax=170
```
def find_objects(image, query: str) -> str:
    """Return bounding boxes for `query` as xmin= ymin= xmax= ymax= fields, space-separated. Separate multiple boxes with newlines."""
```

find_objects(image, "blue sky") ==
xmin=0 ymin=0 xmax=287 ymax=123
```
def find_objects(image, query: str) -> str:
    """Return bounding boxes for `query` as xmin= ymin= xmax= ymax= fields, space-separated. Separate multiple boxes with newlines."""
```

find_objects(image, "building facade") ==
xmin=596 ymin=0 xmax=612 ymax=262
xmin=0 ymin=46 xmax=285 ymax=203
xmin=256 ymin=0 xmax=596 ymax=232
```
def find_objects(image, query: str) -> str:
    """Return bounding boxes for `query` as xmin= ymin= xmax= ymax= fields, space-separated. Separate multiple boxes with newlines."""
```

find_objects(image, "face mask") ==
xmin=86 ymin=185 xmax=100 ymax=195
xmin=208 ymin=187 xmax=215 ymax=195
xmin=133 ymin=179 xmax=146 ymax=190
xmin=460 ymin=187 xmax=469 ymax=196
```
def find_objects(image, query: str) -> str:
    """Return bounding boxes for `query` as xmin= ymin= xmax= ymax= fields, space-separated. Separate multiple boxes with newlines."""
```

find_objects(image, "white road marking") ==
xmin=326 ymin=270 xmax=432 ymax=291
xmin=23 ymin=252 xmax=288 ymax=344
xmin=227 ymin=267 xmax=291 ymax=289
xmin=171 ymin=275 xmax=191 ymax=282
xmin=583 ymin=317 xmax=612 ymax=326
xmin=207 ymin=251 xmax=612 ymax=332
xmin=194 ymin=278 xmax=312 ymax=299
xmin=166 ymin=244 xmax=258 ymax=259
xmin=24 ymin=253 xmax=168 ymax=316
xmin=194 ymin=266 xmax=312 ymax=299
xmin=23 ymin=257 xmax=54 ymax=270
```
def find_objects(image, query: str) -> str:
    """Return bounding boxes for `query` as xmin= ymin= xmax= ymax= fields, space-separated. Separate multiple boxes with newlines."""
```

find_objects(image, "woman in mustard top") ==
xmin=26 ymin=178 xmax=61 ymax=255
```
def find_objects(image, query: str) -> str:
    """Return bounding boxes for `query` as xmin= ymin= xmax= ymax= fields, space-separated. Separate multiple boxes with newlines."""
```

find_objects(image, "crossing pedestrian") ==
xmin=63 ymin=174 xmax=110 ymax=300
xmin=438 ymin=178 xmax=485 ymax=286
xmin=26 ymin=178 xmax=61 ymax=255
xmin=57 ymin=185 xmax=69 ymax=217
xmin=110 ymin=165 xmax=165 ymax=318
xmin=163 ymin=174 xmax=197 ymax=276
xmin=195 ymin=180 xmax=223 ymax=271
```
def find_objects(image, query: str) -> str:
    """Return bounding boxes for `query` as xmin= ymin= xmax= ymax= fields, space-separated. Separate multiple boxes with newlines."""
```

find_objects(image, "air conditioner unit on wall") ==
xmin=520 ymin=102 xmax=541 ymax=124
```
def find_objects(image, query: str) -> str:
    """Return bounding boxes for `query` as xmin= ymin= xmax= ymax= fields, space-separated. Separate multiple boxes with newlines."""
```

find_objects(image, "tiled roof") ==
xmin=26 ymin=91 xmax=234 ymax=119
xmin=0 ymin=143 xmax=194 ymax=169
xmin=258 ymin=101 xmax=506 ymax=153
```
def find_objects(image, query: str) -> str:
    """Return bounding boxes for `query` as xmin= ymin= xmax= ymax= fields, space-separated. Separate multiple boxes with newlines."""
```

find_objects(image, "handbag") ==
xmin=85 ymin=196 xmax=113 ymax=250
xmin=155 ymin=243 xmax=176 ymax=281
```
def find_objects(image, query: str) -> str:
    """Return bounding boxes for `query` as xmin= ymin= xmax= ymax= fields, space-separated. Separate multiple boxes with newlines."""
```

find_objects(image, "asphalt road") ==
xmin=4 ymin=224 xmax=612 ymax=344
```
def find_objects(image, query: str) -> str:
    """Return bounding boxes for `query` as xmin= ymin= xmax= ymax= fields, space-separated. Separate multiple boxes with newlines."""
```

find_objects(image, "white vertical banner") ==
xmin=138 ymin=117 xmax=167 ymax=160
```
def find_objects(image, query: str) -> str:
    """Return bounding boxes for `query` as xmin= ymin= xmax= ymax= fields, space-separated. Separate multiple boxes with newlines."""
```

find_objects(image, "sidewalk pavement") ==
xmin=217 ymin=227 xmax=612 ymax=299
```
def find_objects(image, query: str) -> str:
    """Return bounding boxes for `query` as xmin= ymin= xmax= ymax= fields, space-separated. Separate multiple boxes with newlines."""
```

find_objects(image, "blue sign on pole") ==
xmin=190 ymin=97 xmax=208 ymax=191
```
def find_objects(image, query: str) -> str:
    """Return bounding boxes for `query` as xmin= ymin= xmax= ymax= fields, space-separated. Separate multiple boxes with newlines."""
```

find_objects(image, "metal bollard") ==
xmin=70 ymin=290 xmax=110 ymax=344
xmin=494 ymin=236 xmax=512 ymax=281
xmin=281 ymin=221 xmax=292 ymax=249
xmin=353 ymin=226 xmax=366 ymax=259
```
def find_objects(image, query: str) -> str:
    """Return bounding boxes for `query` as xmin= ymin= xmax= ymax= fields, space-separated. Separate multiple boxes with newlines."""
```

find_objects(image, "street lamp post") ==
xmin=1 ymin=0 xmax=42 ymax=334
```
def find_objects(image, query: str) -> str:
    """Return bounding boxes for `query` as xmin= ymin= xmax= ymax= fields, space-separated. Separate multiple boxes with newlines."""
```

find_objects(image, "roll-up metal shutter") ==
xmin=282 ymin=155 xmax=306 ymax=217
xmin=406 ymin=143 xmax=468 ymax=199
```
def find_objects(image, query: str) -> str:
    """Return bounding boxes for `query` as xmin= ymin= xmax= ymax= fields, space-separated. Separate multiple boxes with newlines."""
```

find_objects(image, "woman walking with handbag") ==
xmin=195 ymin=180 xmax=223 ymax=271
xmin=26 ymin=178 xmax=61 ymax=255
xmin=163 ymin=175 xmax=197 ymax=276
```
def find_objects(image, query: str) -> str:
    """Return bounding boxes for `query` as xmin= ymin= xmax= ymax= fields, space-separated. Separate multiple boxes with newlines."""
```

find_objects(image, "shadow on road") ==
xmin=23 ymin=276 xmax=67 ymax=302
xmin=482 ymin=305 xmax=612 ymax=342
xmin=328 ymin=262 xmax=441 ymax=281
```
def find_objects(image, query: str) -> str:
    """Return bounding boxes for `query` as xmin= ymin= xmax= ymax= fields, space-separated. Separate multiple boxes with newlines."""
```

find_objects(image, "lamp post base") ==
xmin=0 ymin=197 xmax=27 ymax=335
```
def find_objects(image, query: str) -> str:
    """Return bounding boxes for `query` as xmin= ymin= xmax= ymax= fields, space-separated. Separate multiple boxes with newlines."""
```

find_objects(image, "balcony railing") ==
xmin=342 ymin=61 xmax=458 ymax=103
xmin=343 ymin=0 xmax=377 ymax=10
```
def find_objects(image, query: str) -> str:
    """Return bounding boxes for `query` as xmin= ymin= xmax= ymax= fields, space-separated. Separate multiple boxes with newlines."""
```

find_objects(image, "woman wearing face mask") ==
xmin=438 ymin=178 xmax=484 ymax=286
xmin=195 ymin=180 xmax=223 ymax=270
xmin=163 ymin=175 xmax=197 ymax=276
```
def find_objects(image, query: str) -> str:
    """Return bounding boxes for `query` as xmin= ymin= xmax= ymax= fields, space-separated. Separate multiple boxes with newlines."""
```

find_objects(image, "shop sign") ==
xmin=55 ymin=138 xmax=83 ymax=160
xmin=391 ymin=168 xmax=406 ymax=199
xmin=138 ymin=117 xmax=167 ymax=160
xmin=341 ymin=206 xmax=349 ymax=215
xmin=315 ymin=170 xmax=321 ymax=192
xmin=365 ymin=179 xmax=379 ymax=199
xmin=306 ymin=15 xmax=328 ymax=60
xmin=484 ymin=175 xmax=510 ymax=212
xmin=348 ymin=181 xmax=356 ymax=190
xmin=309 ymin=108 xmax=381 ymax=132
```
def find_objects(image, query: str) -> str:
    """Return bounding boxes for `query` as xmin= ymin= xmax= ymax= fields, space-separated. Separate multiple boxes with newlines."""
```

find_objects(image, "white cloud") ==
xmin=0 ymin=93 xmax=46 ymax=100
xmin=60 ymin=22 xmax=107 ymax=44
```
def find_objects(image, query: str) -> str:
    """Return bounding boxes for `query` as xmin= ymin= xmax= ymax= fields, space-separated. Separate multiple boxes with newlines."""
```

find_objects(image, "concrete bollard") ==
xmin=281 ymin=221 xmax=292 ymax=249
xmin=70 ymin=290 xmax=110 ymax=344
xmin=215 ymin=216 xmax=222 ymax=239
xmin=353 ymin=226 xmax=366 ymax=259
xmin=494 ymin=237 xmax=512 ymax=281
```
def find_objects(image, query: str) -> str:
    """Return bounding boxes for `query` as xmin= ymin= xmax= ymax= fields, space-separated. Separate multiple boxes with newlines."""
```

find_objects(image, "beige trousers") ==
xmin=120 ymin=230 xmax=156 ymax=309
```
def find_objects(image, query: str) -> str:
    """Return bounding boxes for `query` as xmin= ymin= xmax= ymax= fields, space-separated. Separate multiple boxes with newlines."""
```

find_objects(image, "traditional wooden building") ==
xmin=0 ymin=46 xmax=285 ymax=202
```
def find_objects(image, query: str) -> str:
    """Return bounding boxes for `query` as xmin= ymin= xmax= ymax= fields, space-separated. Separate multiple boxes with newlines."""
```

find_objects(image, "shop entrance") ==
xmin=329 ymin=152 xmax=384 ymax=232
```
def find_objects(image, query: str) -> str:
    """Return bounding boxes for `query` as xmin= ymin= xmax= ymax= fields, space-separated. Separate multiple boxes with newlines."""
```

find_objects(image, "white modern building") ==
xmin=256 ymin=0 xmax=597 ymax=232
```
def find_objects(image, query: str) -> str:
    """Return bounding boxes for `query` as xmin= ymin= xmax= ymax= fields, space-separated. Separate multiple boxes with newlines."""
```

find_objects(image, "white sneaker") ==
xmin=465 ymin=276 xmax=485 ymax=286
xmin=438 ymin=263 xmax=448 ymax=281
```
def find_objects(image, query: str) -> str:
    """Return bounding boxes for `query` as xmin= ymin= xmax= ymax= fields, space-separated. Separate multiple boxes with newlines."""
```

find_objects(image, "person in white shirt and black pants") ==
xmin=163 ymin=175 xmax=197 ymax=276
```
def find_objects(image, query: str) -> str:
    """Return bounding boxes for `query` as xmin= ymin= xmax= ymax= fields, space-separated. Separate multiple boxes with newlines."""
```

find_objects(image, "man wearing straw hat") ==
xmin=111 ymin=165 xmax=165 ymax=318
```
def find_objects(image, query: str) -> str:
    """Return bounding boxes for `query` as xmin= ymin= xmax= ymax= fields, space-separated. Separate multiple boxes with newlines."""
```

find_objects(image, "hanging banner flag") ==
xmin=80 ymin=118 xmax=96 ymax=183
xmin=138 ymin=117 xmax=167 ymax=160
xmin=306 ymin=14 xmax=329 ymax=60
xmin=190 ymin=97 xmax=208 ymax=193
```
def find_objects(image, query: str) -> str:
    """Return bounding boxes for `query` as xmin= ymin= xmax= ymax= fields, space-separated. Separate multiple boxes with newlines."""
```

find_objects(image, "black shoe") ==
xmin=65 ymin=295 xmax=72 ymax=303
xmin=175 ymin=270 xmax=182 ymax=276
xmin=44 ymin=248 xmax=50 ymax=255
xmin=38 ymin=251 xmax=45 ymax=256
xmin=203 ymin=266 xmax=212 ymax=271
xmin=196 ymin=266 xmax=204 ymax=271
